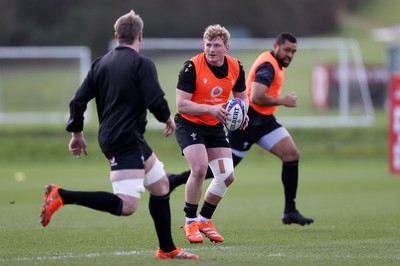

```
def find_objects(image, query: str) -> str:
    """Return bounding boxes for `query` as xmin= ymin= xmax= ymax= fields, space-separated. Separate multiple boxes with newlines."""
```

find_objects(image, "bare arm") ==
xmin=250 ymin=81 xmax=297 ymax=108
xmin=176 ymin=89 xmax=230 ymax=123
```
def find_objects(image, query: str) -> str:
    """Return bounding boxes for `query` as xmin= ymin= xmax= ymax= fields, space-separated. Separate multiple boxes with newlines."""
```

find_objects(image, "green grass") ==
xmin=1 ymin=64 xmax=81 ymax=112
xmin=1 ymin=1 xmax=399 ymax=264
xmin=0 ymin=141 xmax=399 ymax=265
xmin=0 ymin=110 xmax=398 ymax=265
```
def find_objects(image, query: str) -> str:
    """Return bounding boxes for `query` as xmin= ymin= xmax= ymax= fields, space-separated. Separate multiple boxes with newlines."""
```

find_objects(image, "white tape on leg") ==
xmin=144 ymin=158 xmax=165 ymax=186
xmin=207 ymin=158 xmax=234 ymax=197
xmin=112 ymin=179 xmax=145 ymax=198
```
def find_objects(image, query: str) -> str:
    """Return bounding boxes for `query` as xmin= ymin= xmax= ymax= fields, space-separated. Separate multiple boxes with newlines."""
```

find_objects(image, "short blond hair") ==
xmin=114 ymin=10 xmax=143 ymax=44
xmin=203 ymin=24 xmax=230 ymax=45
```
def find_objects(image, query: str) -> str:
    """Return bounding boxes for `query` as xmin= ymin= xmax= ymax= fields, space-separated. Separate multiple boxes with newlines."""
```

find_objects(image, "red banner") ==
xmin=389 ymin=74 xmax=400 ymax=174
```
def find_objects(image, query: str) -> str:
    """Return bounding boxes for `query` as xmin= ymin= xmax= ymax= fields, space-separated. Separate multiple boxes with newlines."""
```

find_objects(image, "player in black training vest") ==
xmin=39 ymin=10 xmax=198 ymax=260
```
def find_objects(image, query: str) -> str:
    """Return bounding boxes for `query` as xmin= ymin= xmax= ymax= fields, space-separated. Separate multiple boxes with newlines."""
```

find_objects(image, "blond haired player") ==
xmin=174 ymin=24 xmax=249 ymax=243
xmin=169 ymin=32 xmax=313 ymax=226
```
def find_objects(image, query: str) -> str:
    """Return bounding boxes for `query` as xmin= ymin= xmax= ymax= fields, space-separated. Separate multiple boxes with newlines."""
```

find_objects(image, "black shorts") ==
xmin=104 ymin=140 xmax=153 ymax=171
xmin=174 ymin=113 xmax=230 ymax=151
xmin=228 ymin=106 xmax=283 ymax=152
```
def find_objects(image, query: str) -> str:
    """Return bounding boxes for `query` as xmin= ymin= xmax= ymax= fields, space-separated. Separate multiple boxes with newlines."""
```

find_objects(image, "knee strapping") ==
xmin=207 ymin=158 xmax=233 ymax=197
xmin=112 ymin=178 xmax=145 ymax=198
xmin=144 ymin=158 xmax=165 ymax=186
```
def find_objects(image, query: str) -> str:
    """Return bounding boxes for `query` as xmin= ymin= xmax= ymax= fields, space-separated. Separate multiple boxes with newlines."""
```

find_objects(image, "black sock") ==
xmin=199 ymin=201 xmax=217 ymax=219
xmin=58 ymin=189 xmax=122 ymax=216
xmin=232 ymin=153 xmax=243 ymax=167
xmin=206 ymin=166 xmax=214 ymax=179
xmin=281 ymin=160 xmax=299 ymax=213
xmin=168 ymin=170 xmax=191 ymax=191
xmin=183 ymin=202 xmax=198 ymax=219
xmin=168 ymin=167 xmax=216 ymax=191
xmin=149 ymin=193 xmax=175 ymax=252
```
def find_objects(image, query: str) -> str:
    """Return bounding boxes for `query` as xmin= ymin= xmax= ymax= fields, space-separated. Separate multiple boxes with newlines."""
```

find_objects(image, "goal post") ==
xmin=0 ymin=46 xmax=91 ymax=124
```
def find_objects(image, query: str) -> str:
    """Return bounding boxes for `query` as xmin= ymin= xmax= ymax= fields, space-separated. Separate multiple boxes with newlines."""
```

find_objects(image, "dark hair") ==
xmin=276 ymin=32 xmax=297 ymax=45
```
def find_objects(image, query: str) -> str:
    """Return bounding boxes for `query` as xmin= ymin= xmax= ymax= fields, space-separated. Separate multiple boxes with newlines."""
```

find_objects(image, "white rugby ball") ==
xmin=224 ymin=98 xmax=246 ymax=131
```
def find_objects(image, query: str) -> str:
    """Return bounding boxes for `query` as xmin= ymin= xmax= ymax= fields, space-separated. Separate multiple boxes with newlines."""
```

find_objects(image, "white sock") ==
xmin=197 ymin=214 xmax=209 ymax=223
xmin=185 ymin=217 xmax=197 ymax=224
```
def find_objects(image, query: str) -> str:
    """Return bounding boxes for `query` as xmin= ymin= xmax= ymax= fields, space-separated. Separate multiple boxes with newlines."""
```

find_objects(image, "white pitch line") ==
xmin=0 ymin=245 xmax=238 ymax=263
xmin=0 ymin=250 xmax=147 ymax=263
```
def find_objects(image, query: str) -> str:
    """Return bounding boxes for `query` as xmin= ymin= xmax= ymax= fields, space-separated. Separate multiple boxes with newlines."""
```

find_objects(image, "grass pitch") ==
xmin=1 ymin=1 xmax=400 ymax=263
xmin=0 ymin=123 xmax=399 ymax=265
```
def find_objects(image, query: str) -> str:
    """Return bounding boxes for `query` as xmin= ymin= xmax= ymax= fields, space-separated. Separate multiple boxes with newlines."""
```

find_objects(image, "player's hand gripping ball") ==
xmin=224 ymin=98 xmax=246 ymax=131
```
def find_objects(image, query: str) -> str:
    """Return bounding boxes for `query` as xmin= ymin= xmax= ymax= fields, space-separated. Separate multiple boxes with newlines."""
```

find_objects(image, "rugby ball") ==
xmin=224 ymin=98 xmax=246 ymax=131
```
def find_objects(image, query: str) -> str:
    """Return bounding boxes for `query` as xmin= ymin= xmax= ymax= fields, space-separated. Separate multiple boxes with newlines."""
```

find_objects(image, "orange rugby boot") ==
xmin=197 ymin=219 xmax=224 ymax=243
xmin=184 ymin=221 xmax=203 ymax=243
xmin=155 ymin=247 xmax=199 ymax=259
xmin=40 ymin=184 xmax=64 ymax=227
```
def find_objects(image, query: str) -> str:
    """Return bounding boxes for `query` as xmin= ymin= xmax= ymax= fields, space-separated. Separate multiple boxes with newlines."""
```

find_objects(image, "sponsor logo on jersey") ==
xmin=211 ymin=86 xmax=223 ymax=97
